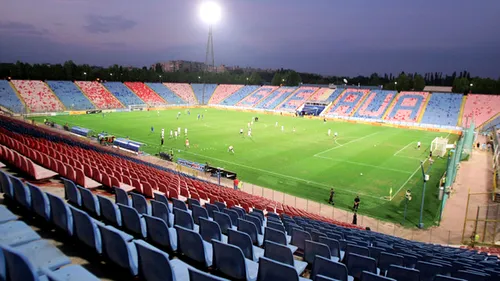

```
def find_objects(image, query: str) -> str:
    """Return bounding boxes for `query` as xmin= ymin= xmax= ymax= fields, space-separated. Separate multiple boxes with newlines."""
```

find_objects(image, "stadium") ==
xmin=0 ymin=1 xmax=500 ymax=281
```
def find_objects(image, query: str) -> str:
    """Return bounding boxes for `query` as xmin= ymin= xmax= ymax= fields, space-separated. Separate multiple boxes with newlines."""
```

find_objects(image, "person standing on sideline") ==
xmin=328 ymin=188 xmax=335 ymax=204
xmin=353 ymin=195 xmax=360 ymax=211
xmin=233 ymin=177 xmax=240 ymax=190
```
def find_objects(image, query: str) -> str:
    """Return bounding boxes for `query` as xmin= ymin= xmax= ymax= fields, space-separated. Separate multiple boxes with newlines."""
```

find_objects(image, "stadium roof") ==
xmin=424 ymin=86 xmax=453 ymax=92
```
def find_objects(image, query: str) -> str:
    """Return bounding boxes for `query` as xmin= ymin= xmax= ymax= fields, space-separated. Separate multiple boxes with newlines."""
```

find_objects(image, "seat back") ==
xmin=238 ymin=218 xmax=259 ymax=245
xmin=311 ymin=255 xmax=348 ymax=281
xmin=199 ymin=217 xmax=223 ymax=243
xmin=434 ymin=275 xmax=468 ymax=281
xmin=291 ymin=228 xmax=311 ymax=251
xmin=223 ymin=209 xmax=240 ymax=227
xmin=267 ymin=221 xmax=286 ymax=233
xmin=379 ymin=252 xmax=404 ymax=273
xmin=304 ymin=240 xmax=331 ymax=265
xmin=345 ymin=244 xmax=370 ymax=263
xmin=214 ymin=201 xmax=226 ymax=210
xmin=188 ymin=268 xmax=230 ymax=281
xmin=131 ymin=193 xmax=149 ymax=215
xmin=319 ymin=237 xmax=341 ymax=258
xmin=173 ymin=208 xmax=195 ymax=230
xmin=205 ymin=203 xmax=219 ymax=218
xmin=97 ymin=195 xmax=121 ymax=227
xmin=0 ymin=244 xmax=39 ymax=281
xmin=151 ymin=200 xmax=172 ymax=228
xmin=134 ymin=239 xmax=174 ymax=281
xmin=69 ymin=205 xmax=102 ymax=253
xmin=187 ymin=198 xmax=200 ymax=209
xmin=0 ymin=170 xmax=13 ymax=199
xmin=176 ymin=226 xmax=207 ymax=264
xmin=311 ymin=230 xmax=327 ymax=242
xmin=213 ymin=211 xmax=233 ymax=235
xmin=387 ymin=265 xmax=420 ymax=281
xmin=10 ymin=176 xmax=31 ymax=209
xmin=192 ymin=205 xmax=209 ymax=225
xmin=143 ymin=214 xmax=175 ymax=251
xmin=63 ymin=178 xmax=81 ymax=206
xmin=264 ymin=240 xmax=294 ymax=266
xmin=26 ymin=183 xmax=50 ymax=221
xmin=118 ymin=203 xmax=146 ymax=238
xmin=416 ymin=261 xmax=443 ymax=281
xmin=114 ymin=187 xmax=130 ymax=206
xmin=172 ymin=198 xmax=188 ymax=211
xmin=212 ymin=240 xmax=247 ymax=280
xmin=368 ymin=246 xmax=385 ymax=263
xmin=264 ymin=227 xmax=287 ymax=245
xmin=231 ymin=206 xmax=245 ymax=218
xmin=228 ymin=229 xmax=254 ymax=260
xmin=97 ymin=224 xmax=138 ymax=276
xmin=347 ymin=253 xmax=377 ymax=280
xmin=244 ymin=214 xmax=262 ymax=234
xmin=154 ymin=192 xmax=170 ymax=208
xmin=257 ymin=256 xmax=299 ymax=281
xmin=46 ymin=192 xmax=73 ymax=235
xmin=79 ymin=188 xmax=100 ymax=217
xmin=453 ymin=270 xmax=490 ymax=281
xmin=362 ymin=271 xmax=397 ymax=281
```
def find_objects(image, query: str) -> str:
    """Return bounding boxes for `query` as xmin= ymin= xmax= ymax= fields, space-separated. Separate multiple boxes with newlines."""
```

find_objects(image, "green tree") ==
xmin=396 ymin=72 xmax=410 ymax=91
xmin=284 ymin=70 xmax=302 ymax=86
xmin=271 ymin=72 xmax=282 ymax=86
xmin=413 ymin=74 xmax=425 ymax=91
xmin=248 ymin=72 xmax=262 ymax=85
xmin=452 ymin=77 xmax=469 ymax=93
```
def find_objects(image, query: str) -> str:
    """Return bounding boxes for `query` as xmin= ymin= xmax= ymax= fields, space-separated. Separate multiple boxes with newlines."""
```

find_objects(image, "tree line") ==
xmin=0 ymin=61 xmax=499 ymax=94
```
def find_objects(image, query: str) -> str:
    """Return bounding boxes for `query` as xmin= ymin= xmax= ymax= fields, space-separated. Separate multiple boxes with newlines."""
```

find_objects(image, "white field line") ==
xmin=394 ymin=142 xmax=414 ymax=156
xmin=314 ymin=155 xmax=412 ymax=174
xmin=390 ymin=158 xmax=428 ymax=201
xmin=314 ymin=131 xmax=381 ymax=156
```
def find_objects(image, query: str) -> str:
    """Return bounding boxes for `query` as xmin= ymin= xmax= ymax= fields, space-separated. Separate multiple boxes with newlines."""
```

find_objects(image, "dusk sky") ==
xmin=1 ymin=0 xmax=499 ymax=77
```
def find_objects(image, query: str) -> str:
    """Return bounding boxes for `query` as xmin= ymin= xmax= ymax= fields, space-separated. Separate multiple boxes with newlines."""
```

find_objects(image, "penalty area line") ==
xmin=314 ymin=131 xmax=381 ymax=156
xmin=390 ymin=158 xmax=428 ymax=201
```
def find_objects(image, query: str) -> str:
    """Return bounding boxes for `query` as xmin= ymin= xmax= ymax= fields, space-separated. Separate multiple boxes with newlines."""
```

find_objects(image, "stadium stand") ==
xmin=11 ymin=80 xmax=65 ymax=112
xmin=102 ymin=82 xmax=145 ymax=106
xmin=124 ymin=82 xmax=168 ymax=107
xmin=420 ymin=93 xmax=463 ymax=126
xmin=384 ymin=92 xmax=429 ymax=123
xmin=310 ymin=88 xmax=345 ymax=104
xmin=481 ymin=113 xmax=500 ymax=131
xmin=462 ymin=94 xmax=500 ymax=127
xmin=191 ymin=83 xmax=217 ymax=105
xmin=276 ymin=86 xmax=319 ymax=112
xmin=209 ymin=84 xmax=244 ymax=105
xmin=219 ymin=85 xmax=260 ymax=106
xmin=326 ymin=89 xmax=370 ymax=116
xmin=0 ymin=80 xmax=25 ymax=113
xmin=255 ymin=86 xmax=298 ymax=110
xmin=74 ymin=81 xmax=124 ymax=109
xmin=354 ymin=90 xmax=396 ymax=119
xmin=46 ymin=80 xmax=95 ymax=110
xmin=145 ymin=82 xmax=186 ymax=104
xmin=236 ymin=86 xmax=278 ymax=107
xmin=164 ymin=83 xmax=197 ymax=104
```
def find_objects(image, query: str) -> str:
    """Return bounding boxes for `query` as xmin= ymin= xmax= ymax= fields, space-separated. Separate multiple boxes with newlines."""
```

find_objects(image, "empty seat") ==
xmin=10 ymin=176 xmax=31 ymax=209
xmin=453 ymin=270 xmax=490 ymax=281
xmin=172 ymin=198 xmax=190 ymax=213
xmin=264 ymin=227 xmax=297 ymax=253
xmin=189 ymin=267 xmax=231 ymax=281
xmin=97 ymin=224 xmax=138 ymax=276
xmin=193 ymin=205 xmax=210 ymax=225
xmin=214 ymin=211 xmax=236 ymax=235
xmin=153 ymin=192 xmax=173 ymax=211
xmin=386 ymin=265 xmax=420 ymax=281
xmin=244 ymin=214 xmax=263 ymax=234
xmin=0 ymin=205 xmax=17 ymax=224
xmin=214 ymin=201 xmax=226 ymax=211
xmin=434 ymin=275 xmax=467 ymax=281
xmin=143 ymin=214 xmax=178 ymax=252
xmin=187 ymin=198 xmax=201 ymax=209
xmin=223 ymin=208 xmax=240 ymax=227
xmin=131 ymin=193 xmax=151 ymax=215
xmin=96 ymin=195 xmax=122 ymax=227
xmin=212 ymin=239 xmax=258 ymax=281
xmin=305 ymin=240 xmax=337 ymax=265
xmin=345 ymin=244 xmax=370 ymax=263
xmin=416 ymin=261 xmax=443 ymax=281
xmin=115 ymin=187 xmax=131 ymax=206
xmin=319 ymin=236 xmax=345 ymax=261
xmin=257 ymin=256 xmax=308 ymax=281
xmin=118 ymin=203 xmax=147 ymax=238
xmin=311 ymin=255 xmax=348 ymax=281
xmin=134 ymin=239 xmax=191 ymax=281
xmin=69 ymin=205 xmax=103 ymax=254
xmin=228 ymin=229 xmax=264 ymax=262
xmin=362 ymin=271 xmax=397 ymax=281
xmin=151 ymin=199 xmax=174 ymax=228
xmin=205 ymin=203 xmax=219 ymax=218
xmin=176 ymin=225 xmax=213 ymax=267
xmin=26 ymin=183 xmax=50 ymax=221
xmin=63 ymin=178 xmax=81 ymax=207
xmin=0 ymin=220 xmax=41 ymax=247
xmin=199 ymin=217 xmax=228 ymax=243
xmin=79 ymin=188 xmax=100 ymax=217
xmin=46 ymin=193 xmax=73 ymax=235
xmin=347 ymin=253 xmax=379 ymax=281
xmin=291 ymin=228 xmax=312 ymax=252
xmin=264 ymin=240 xmax=307 ymax=275
xmin=174 ymin=207 xmax=199 ymax=232
xmin=238 ymin=218 xmax=263 ymax=246
xmin=378 ymin=252 xmax=404 ymax=275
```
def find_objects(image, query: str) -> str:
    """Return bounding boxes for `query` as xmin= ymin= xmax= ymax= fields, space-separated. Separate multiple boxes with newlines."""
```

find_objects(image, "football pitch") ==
xmin=34 ymin=108 xmax=459 ymax=227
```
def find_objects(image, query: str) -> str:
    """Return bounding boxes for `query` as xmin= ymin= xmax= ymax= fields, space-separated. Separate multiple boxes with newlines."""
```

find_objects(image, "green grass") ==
xmin=33 ymin=108 xmax=458 ymax=227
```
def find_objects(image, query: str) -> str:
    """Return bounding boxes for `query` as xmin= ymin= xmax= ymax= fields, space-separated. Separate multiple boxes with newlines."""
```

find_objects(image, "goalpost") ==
xmin=431 ymin=137 xmax=448 ymax=157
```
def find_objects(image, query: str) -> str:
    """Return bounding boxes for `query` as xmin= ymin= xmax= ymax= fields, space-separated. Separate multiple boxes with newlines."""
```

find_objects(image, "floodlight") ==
xmin=343 ymin=78 xmax=348 ymax=84
xmin=200 ymin=2 xmax=221 ymax=25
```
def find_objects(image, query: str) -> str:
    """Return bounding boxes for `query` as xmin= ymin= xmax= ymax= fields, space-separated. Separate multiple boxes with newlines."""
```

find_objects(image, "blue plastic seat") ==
xmin=362 ymin=271 xmax=397 ymax=281
xmin=173 ymin=207 xmax=199 ymax=232
xmin=0 ymin=170 xmax=14 ymax=199
xmin=223 ymin=208 xmax=240 ymax=227
xmin=26 ymin=183 xmax=50 ymax=221
xmin=244 ymin=214 xmax=263 ymax=234
xmin=46 ymin=193 xmax=73 ymax=235
xmin=434 ymin=275 xmax=467 ymax=281
xmin=214 ymin=201 xmax=226 ymax=211
xmin=96 ymin=195 xmax=122 ymax=227
xmin=131 ymin=193 xmax=151 ymax=215
xmin=114 ymin=187 xmax=131 ymax=206
xmin=79 ymin=188 xmax=100 ymax=217
xmin=10 ymin=176 xmax=31 ymax=209
xmin=316 ymin=275 xmax=341 ymax=281
xmin=62 ymin=178 xmax=81 ymax=207
xmin=214 ymin=211 xmax=236 ymax=235
xmin=172 ymin=198 xmax=190 ymax=213
xmin=97 ymin=224 xmax=138 ymax=276
xmin=41 ymin=264 xmax=101 ymax=281
xmin=345 ymin=244 xmax=370 ymax=263
xmin=367 ymin=246 xmax=385 ymax=264
xmin=378 ymin=252 xmax=404 ymax=275
xmin=199 ymin=217 xmax=228 ymax=243
xmin=187 ymin=198 xmax=201 ymax=209
xmin=0 ymin=205 xmax=17 ymax=224
xmin=291 ymin=228 xmax=311 ymax=252
xmin=264 ymin=240 xmax=307 ymax=275
xmin=257 ymin=256 xmax=308 ymax=281
xmin=311 ymin=230 xmax=327 ymax=242
xmin=347 ymin=253 xmax=379 ymax=281
xmin=453 ymin=270 xmax=490 ymax=281
xmin=205 ymin=203 xmax=219 ymax=218
xmin=311 ymin=255 xmax=348 ymax=281
xmin=176 ymin=225 xmax=213 ymax=267
xmin=69 ymin=205 xmax=103 ymax=254
xmin=231 ymin=206 xmax=246 ymax=218
xmin=386 ymin=265 xmax=420 ymax=281
xmin=416 ymin=261 xmax=443 ymax=281
xmin=267 ymin=212 xmax=280 ymax=220
xmin=267 ymin=220 xmax=286 ymax=233
xmin=319 ymin=236 xmax=345 ymax=261
xmin=0 ymin=220 xmax=41 ymax=246
xmin=151 ymin=199 xmax=174 ymax=228
xmin=192 ymin=205 xmax=210 ymax=225
xmin=264 ymin=227 xmax=297 ymax=253
xmin=117 ymin=203 xmax=147 ymax=238
xmin=212 ymin=239 xmax=258 ymax=281
xmin=238 ymin=218 xmax=263 ymax=246
xmin=153 ymin=192 xmax=173 ymax=211
xmin=400 ymin=253 xmax=418 ymax=268
xmin=143 ymin=214 xmax=178 ymax=252
xmin=305 ymin=240 xmax=337 ymax=265
xmin=189 ymin=267 xmax=230 ymax=281
xmin=228 ymin=229 xmax=264 ymax=262
xmin=134 ymin=239 xmax=191 ymax=281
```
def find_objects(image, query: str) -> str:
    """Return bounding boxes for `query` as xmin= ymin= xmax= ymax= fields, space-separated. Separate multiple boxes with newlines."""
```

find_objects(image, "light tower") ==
xmin=200 ymin=1 xmax=221 ymax=73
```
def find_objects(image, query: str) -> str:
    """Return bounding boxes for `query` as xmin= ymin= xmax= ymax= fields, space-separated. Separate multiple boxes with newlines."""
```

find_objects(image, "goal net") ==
xmin=431 ymin=137 xmax=448 ymax=157
xmin=129 ymin=104 xmax=148 ymax=111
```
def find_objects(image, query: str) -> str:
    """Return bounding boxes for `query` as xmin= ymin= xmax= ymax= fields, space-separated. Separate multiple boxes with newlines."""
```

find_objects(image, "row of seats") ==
xmin=420 ymin=93 xmax=464 ymax=126
xmin=462 ymin=94 xmax=500 ymax=127
xmin=353 ymin=90 xmax=396 ymax=119
xmin=103 ymin=81 xmax=145 ymax=106
xmin=74 ymin=81 xmax=124 ymax=109
xmin=145 ymin=83 xmax=187 ymax=105
xmin=0 ymin=80 xmax=24 ymax=113
xmin=46 ymin=80 xmax=95 ymax=110
xmin=11 ymin=80 xmax=65 ymax=112
xmin=255 ymin=87 xmax=297 ymax=109
xmin=308 ymin=88 xmax=335 ymax=103
xmin=277 ymin=87 xmax=319 ymax=112
xmin=0 ymin=172 xmax=100 ymax=280
xmin=191 ymin=84 xmax=217 ymax=105
xmin=164 ymin=83 xmax=198 ymax=104
xmin=327 ymin=89 xmax=370 ymax=116
xmin=124 ymin=82 xmax=168 ymax=107
xmin=237 ymin=86 xmax=278 ymax=107
xmin=384 ymin=92 xmax=429 ymax=123
xmin=481 ymin=113 xmax=500 ymax=131
xmin=209 ymin=84 xmax=244 ymax=105
xmin=220 ymin=85 xmax=260 ymax=106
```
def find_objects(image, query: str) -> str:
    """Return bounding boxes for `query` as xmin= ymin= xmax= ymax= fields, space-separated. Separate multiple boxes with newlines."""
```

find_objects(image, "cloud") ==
xmin=84 ymin=15 xmax=137 ymax=34
xmin=0 ymin=21 xmax=49 ymax=36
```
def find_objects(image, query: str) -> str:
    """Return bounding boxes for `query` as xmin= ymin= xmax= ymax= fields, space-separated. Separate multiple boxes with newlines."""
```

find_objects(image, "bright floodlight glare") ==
xmin=200 ymin=2 xmax=221 ymax=24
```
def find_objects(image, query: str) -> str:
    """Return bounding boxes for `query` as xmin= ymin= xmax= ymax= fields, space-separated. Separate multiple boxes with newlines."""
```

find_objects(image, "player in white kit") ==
xmin=228 ymin=145 xmax=234 ymax=153
xmin=328 ymin=129 xmax=331 ymax=136
xmin=184 ymin=128 xmax=188 ymax=136
xmin=169 ymin=130 xmax=173 ymax=138
xmin=417 ymin=141 xmax=421 ymax=150
xmin=281 ymin=125 xmax=284 ymax=132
